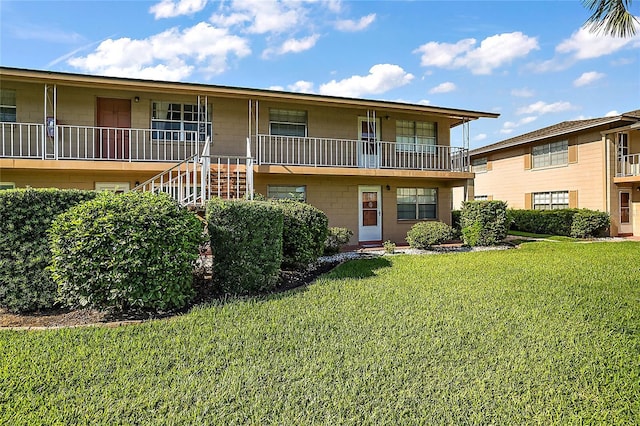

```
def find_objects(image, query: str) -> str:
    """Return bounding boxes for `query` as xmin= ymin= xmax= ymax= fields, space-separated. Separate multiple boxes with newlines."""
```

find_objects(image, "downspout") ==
xmin=43 ymin=85 xmax=47 ymax=159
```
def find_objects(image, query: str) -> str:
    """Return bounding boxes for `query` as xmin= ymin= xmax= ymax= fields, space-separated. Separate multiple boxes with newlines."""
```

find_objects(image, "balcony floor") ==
xmin=254 ymin=164 xmax=474 ymax=180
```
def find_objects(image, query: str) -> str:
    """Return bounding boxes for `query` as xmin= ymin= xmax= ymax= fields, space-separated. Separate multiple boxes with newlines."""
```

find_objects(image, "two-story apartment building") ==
xmin=0 ymin=67 xmax=498 ymax=245
xmin=467 ymin=110 xmax=640 ymax=236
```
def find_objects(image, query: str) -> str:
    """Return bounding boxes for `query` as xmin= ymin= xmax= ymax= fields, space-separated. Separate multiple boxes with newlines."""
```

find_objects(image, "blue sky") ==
xmin=1 ymin=0 xmax=639 ymax=149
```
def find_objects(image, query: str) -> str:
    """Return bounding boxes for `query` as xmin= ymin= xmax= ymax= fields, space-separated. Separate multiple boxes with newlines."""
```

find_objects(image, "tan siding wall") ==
xmin=474 ymin=133 xmax=606 ymax=211
xmin=0 ymin=169 xmax=156 ymax=190
xmin=254 ymin=174 xmax=454 ymax=245
xmin=255 ymin=103 xmax=453 ymax=147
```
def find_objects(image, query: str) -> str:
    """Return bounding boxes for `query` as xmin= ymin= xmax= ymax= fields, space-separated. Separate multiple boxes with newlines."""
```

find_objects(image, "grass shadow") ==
xmin=321 ymin=256 xmax=393 ymax=280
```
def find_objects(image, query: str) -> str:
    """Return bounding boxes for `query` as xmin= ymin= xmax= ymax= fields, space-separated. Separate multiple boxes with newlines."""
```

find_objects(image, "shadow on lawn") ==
xmin=321 ymin=256 xmax=392 ymax=280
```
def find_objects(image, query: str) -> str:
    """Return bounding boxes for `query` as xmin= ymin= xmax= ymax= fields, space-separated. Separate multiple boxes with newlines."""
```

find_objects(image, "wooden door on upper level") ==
xmin=97 ymin=98 xmax=131 ymax=159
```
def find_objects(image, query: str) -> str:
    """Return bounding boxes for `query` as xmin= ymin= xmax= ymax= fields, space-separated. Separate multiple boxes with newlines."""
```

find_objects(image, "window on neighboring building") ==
xmin=396 ymin=120 xmax=437 ymax=152
xmin=267 ymin=185 xmax=306 ymax=202
xmin=532 ymin=140 xmax=568 ymax=168
xmin=397 ymin=188 xmax=437 ymax=220
xmin=0 ymin=182 xmax=15 ymax=190
xmin=0 ymin=89 xmax=16 ymax=122
xmin=269 ymin=109 xmax=307 ymax=137
xmin=151 ymin=101 xmax=211 ymax=141
xmin=533 ymin=191 xmax=569 ymax=210
xmin=474 ymin=195 xmax=489 ymax=200
xmin=472 ymin=157 xmax=487 ymax=173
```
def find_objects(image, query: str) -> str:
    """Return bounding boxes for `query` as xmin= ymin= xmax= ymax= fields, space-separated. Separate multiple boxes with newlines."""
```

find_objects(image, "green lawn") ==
xmin=2 ymin=241 xmax=639 ymax=425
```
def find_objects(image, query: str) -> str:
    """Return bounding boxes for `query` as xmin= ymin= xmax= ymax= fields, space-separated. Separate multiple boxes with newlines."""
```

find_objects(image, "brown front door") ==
xmin=97 ymin=98 xmax=131 ymax=159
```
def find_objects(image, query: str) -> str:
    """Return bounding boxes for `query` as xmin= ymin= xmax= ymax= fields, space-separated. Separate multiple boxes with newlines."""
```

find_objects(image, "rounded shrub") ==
xmin=0 ymin=188 xmax=97 ymax=313
xmin=406 ymin=221 xmax=455 ymax=249
xmin=570 ymin=209 xmax=610 ymax=238
xmin=207 ymin=199 xmax=283 ymax=294
xmin=324 ymin=227 xmax=354 ymax=255
xmin=49 ymin=192 xmax=203 ymax=311
xmin=271 ymin=199 xmax=328 ymax=270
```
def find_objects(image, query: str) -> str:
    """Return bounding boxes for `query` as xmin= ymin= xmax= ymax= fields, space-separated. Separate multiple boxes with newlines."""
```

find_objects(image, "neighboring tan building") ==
xmin=0 ymin=67 xmax=498 ymax=245
xmin=462 ymin=110 xmax=640 ymax=236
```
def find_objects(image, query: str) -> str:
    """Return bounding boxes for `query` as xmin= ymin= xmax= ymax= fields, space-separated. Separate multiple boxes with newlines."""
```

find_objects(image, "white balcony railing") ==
xmin=617 ymin=154 xmax=640 ymax=177
xmin=1 ymin=122 xmax=208 ymax=162
xmin=255 ymin=134 xmax=469 ymax=172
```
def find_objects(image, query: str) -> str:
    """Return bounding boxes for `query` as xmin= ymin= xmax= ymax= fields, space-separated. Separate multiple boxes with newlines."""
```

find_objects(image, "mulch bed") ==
xmin=0 ymin=259 xmax=342 ymax=330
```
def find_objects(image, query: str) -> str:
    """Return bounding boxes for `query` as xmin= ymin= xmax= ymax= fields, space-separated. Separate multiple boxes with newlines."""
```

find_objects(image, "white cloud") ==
xmin=556 ymin=25 xmax=640 ymax=60
xmin=429 ymin=82 xmax=456 ymax=94
xmin=573 ymin=71 xmax=605 ymax=87
xmin=150 ymin=0 xmax=208 ymax=19
xmin=318 ymin=64 xmax=414 ymax=98
xmin=516 ymin=101 xmax=574 ymax=115
xmin=262 ymin=34 xmax=320 ymax=58
xmin=288 ymin=80 xmax=315 ymax=93
xmin=335 ymin=13 xmax=376 ymax=32
xmin=500 ymin=116 xmax=538 ymax=134
xmin=68 ymin=22 xmax=250 ymax=80
xmin=511 ymin=88 xmax=534 ymax=98
xmin=605 ymin=110 xmax=620 ymax=117
xmin=211 ymin=0 xmax=305 ymax=34
xmin=473 ymin=133 xmax=487 ymax=142
xmin=414 ymin=32 xmax=539 ymax=75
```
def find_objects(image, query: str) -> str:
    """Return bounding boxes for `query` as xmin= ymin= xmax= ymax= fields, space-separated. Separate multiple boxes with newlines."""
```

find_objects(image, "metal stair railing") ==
xmin=132 ymin=138 xmax=255 ymax=206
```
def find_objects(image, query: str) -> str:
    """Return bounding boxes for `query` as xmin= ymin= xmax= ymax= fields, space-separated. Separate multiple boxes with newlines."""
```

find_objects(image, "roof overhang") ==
xmin=0 ymin=66 xmax=499 ymax=124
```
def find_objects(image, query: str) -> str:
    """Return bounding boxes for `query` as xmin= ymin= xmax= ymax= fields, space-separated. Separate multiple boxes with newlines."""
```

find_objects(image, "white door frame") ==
xmin=358 ymin=185 xmax=382 ymax=242
xmin=619 ymin=189 xmax=632 ymax=234
xmin=358 ymin=117 xmax=381 ymax=168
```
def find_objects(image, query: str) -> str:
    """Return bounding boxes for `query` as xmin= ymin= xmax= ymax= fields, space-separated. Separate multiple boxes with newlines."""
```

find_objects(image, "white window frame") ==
xmin=95 ymin=182 xmax=130 ymax=194
xmin=0 ymin=182 xmax=16 ymax=190
xmin=269 ymin=109 xmax=307 ymax=137
xmin=0 ymin=89 xmax=17 ymax=123
xmin=396 ymin=120 xmax=437 ymax=153
xmin=397 ymin=187 xmax=437 ymax=220
xmin=472 ymin=157 xmax=487 ymax=173
xmin=533 ymin=191 xmax=569 ymax=210
xmin=532 ymin=140 xmax=568 ymax=169
xmin=474 ymin=195 xmax=489 ymax=201
xmin=267 ymin=185 xmax=306 ymax=202
xmin=151 ymin=101 xmax=212 ymax=142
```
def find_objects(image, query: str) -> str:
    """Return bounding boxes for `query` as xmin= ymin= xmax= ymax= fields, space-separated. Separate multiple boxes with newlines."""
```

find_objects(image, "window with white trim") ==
xmin=95 ymin=182 xmax=130 ymax=194
xmin=472 ymin=157 xmax=487 ymax=173
xmin=267 ymin=185 xmax=306 ymax=202
xmin=532 ymin=141 xmax=568 ymax=168
xmin=397 ymin=188 xmax=437 ymax=220
xmin=151 ymin=101 xmax=211 ymax=142
xmin=396 ymin=120 xmax=436 ymax=152
xmin=617 ymin=133 xmax=629 ymax=159
xmin=474 ymin=195 xmax=489 ymax=200
xmin=269 ymin=109 xmax=307 ymax=137
xmin=533 ymin=191 xmax=568 ymax=210
xmin=0 ymin=89 xmax=16 ymax=122
xmin=0 ymin=182 xmax=15 ymax=190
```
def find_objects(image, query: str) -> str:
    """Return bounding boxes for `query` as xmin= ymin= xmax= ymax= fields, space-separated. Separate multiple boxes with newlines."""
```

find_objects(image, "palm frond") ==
xmin=583 ymin=0 xmax=639 ymax=38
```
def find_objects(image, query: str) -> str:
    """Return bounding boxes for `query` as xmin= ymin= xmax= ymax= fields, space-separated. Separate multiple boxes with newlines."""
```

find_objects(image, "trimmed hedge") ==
xmin=207 ymin=199 xmax=283 ymax=294
xmin=508 ymin=209 xmax=578 ymax=236
xmin=271 ymin=199 xmax=328 ymax=270
xmin=0 ymin=188 xmax=97 ymax=313
xmin=570 ymin=210 xmax=610 ymax=238
xmin=49 ymin=192 xmax=203 ymax=311
xmin=324 ymin=227 xmax=354 ymax=255
xmin=406 ymin=221 xmax=455 ymax=249
xmin=461 ymin=200 xmax=508 ymax=246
